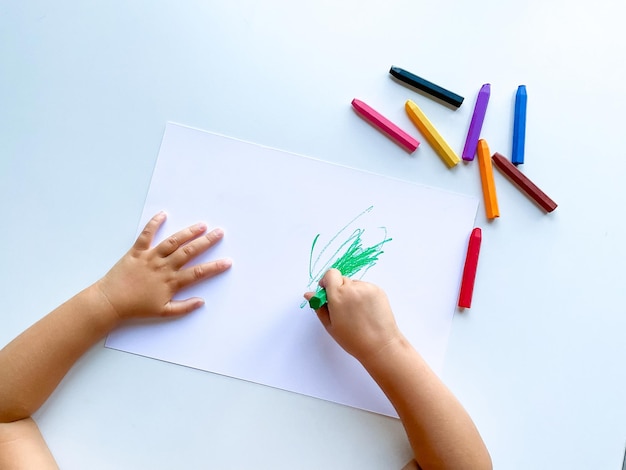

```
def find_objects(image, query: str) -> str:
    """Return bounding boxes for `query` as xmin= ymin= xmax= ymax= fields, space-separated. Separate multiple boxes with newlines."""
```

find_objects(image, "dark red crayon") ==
xmin=491 ymin=152 xmax=557 ymax=213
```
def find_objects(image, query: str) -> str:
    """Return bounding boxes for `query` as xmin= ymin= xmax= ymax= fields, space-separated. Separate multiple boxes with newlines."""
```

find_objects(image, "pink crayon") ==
xmin=462 ymin=84 xmax=491 ymax=161
xmin=351 ymin=98 xmax=420 ymax=153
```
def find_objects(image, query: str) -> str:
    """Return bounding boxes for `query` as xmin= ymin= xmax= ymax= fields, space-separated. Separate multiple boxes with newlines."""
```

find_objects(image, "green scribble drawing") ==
xmin=302 ymin=206 xmax=392 ymax=308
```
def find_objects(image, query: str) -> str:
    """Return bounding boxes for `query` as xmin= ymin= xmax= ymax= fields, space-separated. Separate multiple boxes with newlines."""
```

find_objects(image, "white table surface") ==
xmin=1 ymin=1 xmax=625 ymax=469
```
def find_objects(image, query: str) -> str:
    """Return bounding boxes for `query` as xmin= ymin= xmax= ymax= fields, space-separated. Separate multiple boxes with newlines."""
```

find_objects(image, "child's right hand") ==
xmin=304 ymin=268 xmax=403 ymax=364
xmin=95 ymin=211 xmax=232 ymax=323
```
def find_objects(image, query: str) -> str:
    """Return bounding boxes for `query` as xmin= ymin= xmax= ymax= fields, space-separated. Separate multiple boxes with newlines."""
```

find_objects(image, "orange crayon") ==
xmin=477 ymin=139 xmax=499 ymax=219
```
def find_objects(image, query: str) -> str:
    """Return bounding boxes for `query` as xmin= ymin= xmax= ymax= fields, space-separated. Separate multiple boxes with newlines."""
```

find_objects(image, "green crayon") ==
xmin=308 ymin=289 xmax=328 ymax=309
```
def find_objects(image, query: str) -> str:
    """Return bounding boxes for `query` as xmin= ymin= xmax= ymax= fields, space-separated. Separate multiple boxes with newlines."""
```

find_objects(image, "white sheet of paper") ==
xmin=105 ymin=123 xmax=478 ymax=417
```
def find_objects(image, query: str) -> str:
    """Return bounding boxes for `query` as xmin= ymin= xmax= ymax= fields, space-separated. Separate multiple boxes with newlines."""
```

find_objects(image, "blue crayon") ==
xmin=512 ymin=85 xmax=527 ymax=165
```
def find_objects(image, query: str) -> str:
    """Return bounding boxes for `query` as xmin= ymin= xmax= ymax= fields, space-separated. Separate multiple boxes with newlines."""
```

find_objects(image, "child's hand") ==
xmin=304 ymin=268 xmax=402 ymax=363
xmin=96 ymin=212 xmax=232 ymax=322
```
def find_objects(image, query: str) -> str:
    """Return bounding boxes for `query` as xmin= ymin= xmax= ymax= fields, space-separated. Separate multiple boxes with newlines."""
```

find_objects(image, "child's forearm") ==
xmin=0 ymin=417 xmax=60 ymax=468
xmin=360 ymin=336 xmax=492 ymax=470
xmin=0 ymin=284 xmax=120 ymax=422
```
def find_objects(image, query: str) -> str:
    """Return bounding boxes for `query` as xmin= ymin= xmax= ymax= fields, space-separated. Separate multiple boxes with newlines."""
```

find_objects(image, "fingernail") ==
xmin=220 ymin=257 xmax=233 ymax=268
xmin=212 ymin=228 xmax=224 ymax=238
xmin=196 ymin=222 xmax=208 ymax=231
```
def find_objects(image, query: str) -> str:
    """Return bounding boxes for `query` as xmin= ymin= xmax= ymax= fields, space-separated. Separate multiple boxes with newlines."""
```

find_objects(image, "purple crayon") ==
xmin=461 ymin=84 xmax=491 ymax=161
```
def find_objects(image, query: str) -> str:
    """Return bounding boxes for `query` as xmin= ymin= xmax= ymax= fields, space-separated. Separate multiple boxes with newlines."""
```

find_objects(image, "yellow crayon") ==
xmin=405 ymin=99 xmax=461 ymax=168
xmin=476 ymin=139 xmax=500 ymax=219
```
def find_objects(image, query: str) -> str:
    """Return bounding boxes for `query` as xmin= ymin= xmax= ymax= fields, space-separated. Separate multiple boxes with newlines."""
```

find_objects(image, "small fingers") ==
xmin=303 ymin=292 xmax=331 ymax=329
xmin=162 ymin=298 xmax=205 ymax=317
xmin=316 ymin=307 xmax=331 ymax=330
xmin=177 ymin=258 xmax=233 ymax=288
xmin=155 ymin=222 xmax=209 ymax=257
xmin=133 ymin=212 xmax=167 ymax=251
xmin=169 ymin=227 xmax=225 ymax=268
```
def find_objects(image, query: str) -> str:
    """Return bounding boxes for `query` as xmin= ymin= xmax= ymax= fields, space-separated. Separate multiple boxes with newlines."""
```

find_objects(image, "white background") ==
xmin=1 ymin=1 xmax=625 ymax=469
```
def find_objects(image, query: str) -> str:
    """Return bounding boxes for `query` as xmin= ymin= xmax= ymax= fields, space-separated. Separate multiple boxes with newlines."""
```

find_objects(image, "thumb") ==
xmin=319 ymin=268 xmax=344 ymax=293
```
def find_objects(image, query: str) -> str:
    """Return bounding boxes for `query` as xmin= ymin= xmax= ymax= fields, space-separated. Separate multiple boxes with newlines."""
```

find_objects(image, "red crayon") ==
xmin=351 ymin=98 xmax=420 ymax=152
xmin=458 ymin=228 xmax=482 ymax=309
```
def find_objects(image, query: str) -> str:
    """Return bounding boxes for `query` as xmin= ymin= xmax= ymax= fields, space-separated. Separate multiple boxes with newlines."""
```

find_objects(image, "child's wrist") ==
xmin=85 ymin=282 xmax=124 ymax=331
xmin=357 ymin=333 xmax=408 ymax=370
